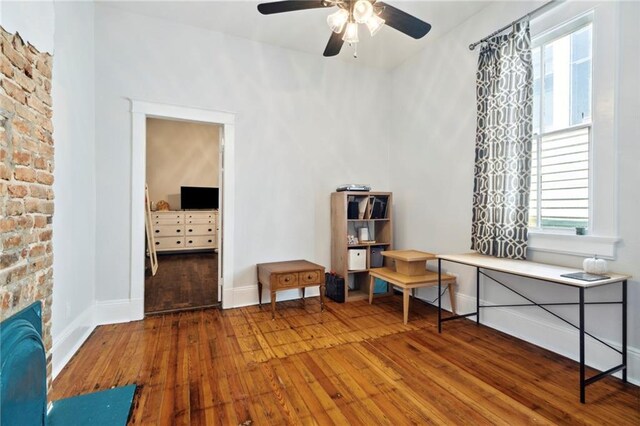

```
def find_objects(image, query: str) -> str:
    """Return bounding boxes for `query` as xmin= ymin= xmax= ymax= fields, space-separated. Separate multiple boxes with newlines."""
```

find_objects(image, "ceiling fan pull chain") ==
xmin=353 ymin=42 xmax=358 ymax=58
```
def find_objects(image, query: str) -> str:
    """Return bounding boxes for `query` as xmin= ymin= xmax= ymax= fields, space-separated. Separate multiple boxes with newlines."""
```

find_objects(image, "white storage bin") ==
xmin=348 ymin=249 xmax=366 ymax=270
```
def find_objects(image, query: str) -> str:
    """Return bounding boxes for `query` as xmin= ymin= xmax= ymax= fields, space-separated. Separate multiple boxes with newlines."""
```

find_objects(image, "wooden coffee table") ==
xmin=257 ymin=260 xmax=326 ymax=319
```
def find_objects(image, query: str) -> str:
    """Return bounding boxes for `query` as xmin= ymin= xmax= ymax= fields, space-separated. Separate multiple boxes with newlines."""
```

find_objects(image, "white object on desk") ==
xmin=583 ymin=256 xmax=608 ymax=275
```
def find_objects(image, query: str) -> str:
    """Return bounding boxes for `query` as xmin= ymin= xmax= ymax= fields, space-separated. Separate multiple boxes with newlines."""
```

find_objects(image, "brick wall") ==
xmin=0 ymin=26 xmax=54 ymax=383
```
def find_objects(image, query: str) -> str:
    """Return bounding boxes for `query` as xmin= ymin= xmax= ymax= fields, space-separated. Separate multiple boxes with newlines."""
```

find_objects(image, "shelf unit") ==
xmin=331 ymin=191 xmax=393 ymax=301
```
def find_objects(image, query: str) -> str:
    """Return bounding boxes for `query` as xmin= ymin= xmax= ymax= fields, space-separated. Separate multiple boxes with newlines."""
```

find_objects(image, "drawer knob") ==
xmin=307 ymin=274 xmax=313 ymax=279
xmin=155 ymin=242 xmax=159 ymax=245
xmin=155 ymin=230 xmax=159 ymax=233
xmin=189 ymin=229 xmax=193 ymax=232
xmin=208 ymin=229 xmax=212 ymax=232
xmin=285 ymin=277 xmax=290 ymax=282
xmin=177 ymin=241 xmax=181 ymax=244
xmin=177 ymin=230 xmax=181 ymax=233
xmin=188 ymin=240 xmax=193 ymax=243
xmin=208 ymin=240 xmax=212 ymax=243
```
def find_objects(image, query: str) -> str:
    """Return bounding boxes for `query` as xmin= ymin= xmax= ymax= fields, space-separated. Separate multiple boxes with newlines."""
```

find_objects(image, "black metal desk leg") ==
xmin=623 ymin=280 xmax=628 ymax=382
xmin=579 ymin=287 xmax=585 ymax=403
xmin=438 ymin=258 xmax=442 ymax=334
xmin=476 ymin=267 xmax=480 ymax=325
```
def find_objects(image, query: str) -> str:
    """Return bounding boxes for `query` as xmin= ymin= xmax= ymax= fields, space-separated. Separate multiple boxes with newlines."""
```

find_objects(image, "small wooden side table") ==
xmin=257 ymin=260 xmax=326 ymax=319
xmin=370 ymin=249 xmax=457 ymax=324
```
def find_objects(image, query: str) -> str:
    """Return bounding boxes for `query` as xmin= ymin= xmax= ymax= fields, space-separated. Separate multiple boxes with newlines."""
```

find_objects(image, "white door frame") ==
xmin=130 ymin=100 xmax=236 ymax=318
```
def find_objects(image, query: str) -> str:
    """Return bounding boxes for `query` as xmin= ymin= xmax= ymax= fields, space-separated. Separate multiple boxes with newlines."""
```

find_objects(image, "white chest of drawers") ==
xmin=152 ymin=210 xmax=218 ymax=252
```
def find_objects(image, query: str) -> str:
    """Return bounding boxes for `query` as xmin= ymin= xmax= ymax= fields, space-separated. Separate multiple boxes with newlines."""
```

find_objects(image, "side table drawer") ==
xmin=274 ymin=273 xmax=298 ymax=288
xmin=300 ymin=270 xmax=322 ymax=285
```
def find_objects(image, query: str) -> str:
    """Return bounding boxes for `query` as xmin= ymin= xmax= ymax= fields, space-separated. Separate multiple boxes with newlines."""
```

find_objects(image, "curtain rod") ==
xmin=468 ymin=0 xmax=563 ymax=51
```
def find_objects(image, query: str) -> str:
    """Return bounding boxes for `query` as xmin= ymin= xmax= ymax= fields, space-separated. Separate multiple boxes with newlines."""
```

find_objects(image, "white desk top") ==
xmin=438 ymin=253 xmax=631 ymax=288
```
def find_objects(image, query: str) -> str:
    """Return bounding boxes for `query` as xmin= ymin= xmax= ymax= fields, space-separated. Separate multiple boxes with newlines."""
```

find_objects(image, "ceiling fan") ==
xmin=257 ymin=0 xmax=432 ymax=57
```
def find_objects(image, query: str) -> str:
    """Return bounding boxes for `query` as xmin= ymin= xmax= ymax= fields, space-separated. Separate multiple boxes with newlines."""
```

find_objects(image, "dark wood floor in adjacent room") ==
xmin=52 ymin=296 xmax=639 ymax=425
xmin=145 ymin=252 xmax=218 ymax=314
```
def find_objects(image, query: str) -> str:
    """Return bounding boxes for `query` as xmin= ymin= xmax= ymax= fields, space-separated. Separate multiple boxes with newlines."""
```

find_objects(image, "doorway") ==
xmin=130 ymin=100 xmax=236 ymax=320
xmin=144 ymin=118 xmax=220 ymax=314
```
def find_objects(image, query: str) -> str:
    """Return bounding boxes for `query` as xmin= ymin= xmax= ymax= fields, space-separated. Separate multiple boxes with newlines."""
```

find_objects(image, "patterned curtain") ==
xmin=471 ymin=21 xmax=533 ymax=260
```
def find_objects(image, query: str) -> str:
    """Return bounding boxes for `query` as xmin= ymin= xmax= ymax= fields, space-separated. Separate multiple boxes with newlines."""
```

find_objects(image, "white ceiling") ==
xmin=101 ymin=0 xmax=491 ymax=69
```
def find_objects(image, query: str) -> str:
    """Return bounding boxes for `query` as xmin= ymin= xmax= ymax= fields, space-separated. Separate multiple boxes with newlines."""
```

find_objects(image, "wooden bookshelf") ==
xmin=331 ymin=191 xmax=394 ymax=302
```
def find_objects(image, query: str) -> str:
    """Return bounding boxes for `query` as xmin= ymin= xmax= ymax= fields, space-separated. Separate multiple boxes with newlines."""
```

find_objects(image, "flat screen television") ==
xmin=180 ymin=186 xmax=219 ymax=210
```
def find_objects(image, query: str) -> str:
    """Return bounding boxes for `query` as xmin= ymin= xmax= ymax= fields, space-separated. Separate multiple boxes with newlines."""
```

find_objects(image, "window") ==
xmin=529 ymin=18 xmax=592 ymax=231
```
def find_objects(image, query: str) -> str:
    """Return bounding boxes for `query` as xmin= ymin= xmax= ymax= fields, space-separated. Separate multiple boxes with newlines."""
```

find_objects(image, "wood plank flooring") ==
xmin=145 ymin=252 xmax=218 ymax=314
xmin=51 ymin=296 xmax=639 ymax=425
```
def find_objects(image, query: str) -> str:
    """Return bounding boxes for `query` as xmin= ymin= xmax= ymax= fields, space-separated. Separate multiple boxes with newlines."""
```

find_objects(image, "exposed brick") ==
xmin=8 ymin=184 xmax=28 ymax=198
xmin=36 ymin=171 xmax=53 ymax=185
xmin=1 ymin=42 xmax=26 ymax=69
xmin=14 ymin=166 xmax=36 ymax=182
xmin=36 ymin=57 xmax=51 ymax=79
xmin=39 ymin=230 xmax=52 ymax=242
xmin=13 ymin=149 xmax=31 ymax=165
xmin=6 ymin=199 xmax=24 ymax=215
xmin=39 ymin=143 xmax=54 ymax=158
xmin=0 ymin=293 xmax=11 ymax=310
xmin=0 ymin=25 xmax=54 ymax=390
xmin=0 ymin=54 xmax=12 ymax=78
xmin=3 ymin=234 xmax=22 ymax=249
xmin=33 ymin=157 xmax=47 ymax=170
xmin=15 ymin=215 xmax=34 ymax=229
xmin=0 ymin=163 xmax=11 ymax=180
xmin=15 ymin=102 xmax=37 ymax=123
xmin=35 ymin=112 xmax=52 ymax=133
xmin=26 ymin=95 xmax=50 ymax=117
xmin=33 ymin=215 xmax=47 ymax=228
xmin=25 ymin=198 xmax=53 ymax=214
xmin=13 ymin=71 xmax=35 ymax=92
xmin=34 ymin=85 xmax=52 ymax=107
xmin=0 ymin=93 xmax=16 ymax=113
xmin=1 ymin=77 xmax=26 ymax=104
xmin=29 ymin=244 xmax=46 ymax=258
xmin=34 ymin=128 xmax=53 ymax=145
xmin=16 ymin=135 xmax=39 ymax=153
xmin=0 ymin=217 xmax=16 ymax=232
xmin=12 ymin=116 xmax=31 ymax=136
xmin=0 ymin=252 xmax=20 ymax=268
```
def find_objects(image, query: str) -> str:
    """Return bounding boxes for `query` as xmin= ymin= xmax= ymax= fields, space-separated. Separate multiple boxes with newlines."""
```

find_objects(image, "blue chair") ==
xmin=0 ymin=302 xmax=136 ymax=425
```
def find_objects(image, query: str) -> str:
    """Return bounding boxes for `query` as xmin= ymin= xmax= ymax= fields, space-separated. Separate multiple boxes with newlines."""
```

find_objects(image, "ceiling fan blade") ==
xmin=257 ymin=1 xmax=330 ymax=15
xmin=323 ymin=29 xmax=345 ymax=57
xmin=377 ymin=2 xmax=431 ymax=39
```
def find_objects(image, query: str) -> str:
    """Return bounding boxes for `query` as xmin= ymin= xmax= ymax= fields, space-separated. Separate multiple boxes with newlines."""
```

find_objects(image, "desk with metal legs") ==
xmin=436 ymin=253 xmax=631 ymax=404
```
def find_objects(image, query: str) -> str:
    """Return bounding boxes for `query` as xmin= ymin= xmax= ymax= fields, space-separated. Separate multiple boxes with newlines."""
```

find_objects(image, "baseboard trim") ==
xmin=94 ymin=298 xmax=140 ymax=325
xmin=51 ymin=305 xmax=95 ymax=379
xmin=429 ymin=292 xmax=639 ymax=385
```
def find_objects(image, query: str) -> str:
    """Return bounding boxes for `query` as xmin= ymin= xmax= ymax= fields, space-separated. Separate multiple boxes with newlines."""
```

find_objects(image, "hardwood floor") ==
xmin=51 ymin=296 xmax=639 ymax=425
xmin=145 ymin=252 xmax=218 ymax=314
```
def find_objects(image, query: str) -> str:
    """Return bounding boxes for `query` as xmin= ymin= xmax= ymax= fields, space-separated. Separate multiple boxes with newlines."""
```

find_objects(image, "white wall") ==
xmin=146 ymin=118 xmax=220 ymax=208
xmin=0 ymin=1 xmax=97 ymax=377
xmin=0 ymin=0 xmax=54 ymax=53
xmin=390 ymin=0 xmax=639 ymax=383
xmin=93 ymin=5 xmax=392 ymax=307
xmin=50 ymin=1 xmax=96 ymax=377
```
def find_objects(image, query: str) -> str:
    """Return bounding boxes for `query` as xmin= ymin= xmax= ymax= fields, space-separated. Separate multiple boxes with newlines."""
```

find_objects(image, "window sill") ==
xmin=527 ymin=230 xmax=620 ymax=260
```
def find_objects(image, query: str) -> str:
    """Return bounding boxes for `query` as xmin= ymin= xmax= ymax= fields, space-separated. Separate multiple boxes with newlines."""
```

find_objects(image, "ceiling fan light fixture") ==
xmin=342 ymin=22 xmax=359 ymax=43
xmin=326 ymin=8 xmax=349 ymax=33
xmin=366 ymin=15 xmax=385 ymax=36
xmin=353 ymin=0 xmax=374 ymax=24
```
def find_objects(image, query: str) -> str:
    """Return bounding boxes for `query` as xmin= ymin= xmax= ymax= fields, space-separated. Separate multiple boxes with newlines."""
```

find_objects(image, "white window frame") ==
xmin=527 ymin=1 xmax=620 ymax=259
xmin=530 ymin=14 xmax=592 ymax=232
